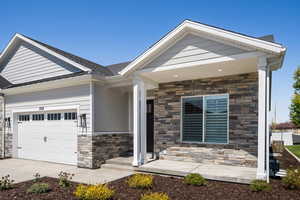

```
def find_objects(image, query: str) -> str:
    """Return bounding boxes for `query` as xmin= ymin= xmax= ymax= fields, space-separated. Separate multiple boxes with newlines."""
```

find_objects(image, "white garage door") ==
xmin=17 ymin=110 xmax=78 ymax=165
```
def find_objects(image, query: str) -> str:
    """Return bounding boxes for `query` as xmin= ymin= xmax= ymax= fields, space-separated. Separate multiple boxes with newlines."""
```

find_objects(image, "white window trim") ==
xmin=180 ymin=93 xmax=229 ymax=145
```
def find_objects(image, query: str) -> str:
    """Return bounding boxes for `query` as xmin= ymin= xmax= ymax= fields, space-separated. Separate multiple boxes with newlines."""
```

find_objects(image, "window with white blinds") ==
xmin=181 ymin=94 xmax=228 ymax=144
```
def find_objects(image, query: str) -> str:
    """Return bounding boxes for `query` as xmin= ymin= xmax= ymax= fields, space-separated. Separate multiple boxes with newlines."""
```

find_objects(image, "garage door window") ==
xmin=32 ymin=114 xmax=44 ymax=121
xmin=47 ymin=113 xmax=61 ymax=120
xmin=64 ymin=112 xmax=77 ymax=120
xmin=19 ymin=115 xmax=30 ymax=121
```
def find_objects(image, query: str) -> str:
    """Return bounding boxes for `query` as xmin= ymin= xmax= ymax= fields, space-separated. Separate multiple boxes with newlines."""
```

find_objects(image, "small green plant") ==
xmin=250 ymin=180 xmax=271 ymax=192
xmin=27 ymin=183 xmax=51 ymax=194
xmin=184 ymin=173 xmax=207 ymax=186
xmin=33 ymin=172 xmax=41 ymax=182
xmin=0 ymin=175 xmax=14 ymax=190
xmin=74 ymin=184 xmax=115 ymax=200
xmin=282 ymin=168 xmax=300 ymax=189
xmin=58 ymin=171 xmax=74 ymax=188
xmin=127 ymin=174 xmax=153 ymax=189
xmin=141 ymin=192 xmax=170 ymax=200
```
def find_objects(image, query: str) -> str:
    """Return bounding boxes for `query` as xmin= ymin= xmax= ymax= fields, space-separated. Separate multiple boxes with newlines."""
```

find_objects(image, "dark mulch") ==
xmin=109 ymin=175 xmax=300 ymax=200
xmin=1 ymin=175 xmax=300 ymax=200
xmin=0 ymin=177 xmax=79 ymax=200
xmin=275 ymin=149 xmax=300 ymax=169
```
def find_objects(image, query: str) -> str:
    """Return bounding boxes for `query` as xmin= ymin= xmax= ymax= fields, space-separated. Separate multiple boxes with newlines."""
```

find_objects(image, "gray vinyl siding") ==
xmin=4 ymin=84 xmax=91 ymax=157
xmin=0 ymin=41 xmax=80 ymax=84
xmin=144 ymin=34 xmax=248 ymax=69
xmin=94 ymin=84 xmax=129 ymax=132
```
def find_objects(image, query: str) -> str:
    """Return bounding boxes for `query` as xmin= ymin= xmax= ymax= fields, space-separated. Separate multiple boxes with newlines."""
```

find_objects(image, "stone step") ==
xmin=101 ymin=163 xmax=136 ymax=171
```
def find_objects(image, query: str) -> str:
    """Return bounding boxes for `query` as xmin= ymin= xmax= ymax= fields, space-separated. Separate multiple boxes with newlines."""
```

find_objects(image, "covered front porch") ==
xmin=130 ymin=52 xmax=270 ymax=180
xmin=109 ymin=21 xmax=285 ymax=182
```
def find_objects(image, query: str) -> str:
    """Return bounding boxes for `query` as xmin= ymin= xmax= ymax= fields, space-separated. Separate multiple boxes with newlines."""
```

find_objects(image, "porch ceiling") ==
xmin=139 ymin=56 xmax=258 ymax=83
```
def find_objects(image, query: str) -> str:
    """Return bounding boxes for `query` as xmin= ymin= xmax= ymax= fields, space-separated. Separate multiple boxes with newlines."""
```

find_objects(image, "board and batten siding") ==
xmin=144 ymin=34 xmax=248 ymax=69
xmin=0 ymin=41 xmax=81 ymax=84
xmin=4 ymin=84 xmax=91 ymax=157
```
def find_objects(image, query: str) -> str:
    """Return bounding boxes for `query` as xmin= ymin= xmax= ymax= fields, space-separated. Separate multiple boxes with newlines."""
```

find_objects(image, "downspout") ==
xmin=0 ymin=93 xmax=5 ymax=159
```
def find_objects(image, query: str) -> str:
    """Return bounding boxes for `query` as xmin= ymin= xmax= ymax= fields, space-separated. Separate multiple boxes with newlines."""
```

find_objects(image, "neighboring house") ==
xmin=0 ymin=20 xmax=286 ymax=180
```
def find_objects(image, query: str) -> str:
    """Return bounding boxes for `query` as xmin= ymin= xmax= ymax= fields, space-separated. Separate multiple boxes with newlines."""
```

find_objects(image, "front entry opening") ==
xmin=146 ymin=99 xmax=154 ymax=153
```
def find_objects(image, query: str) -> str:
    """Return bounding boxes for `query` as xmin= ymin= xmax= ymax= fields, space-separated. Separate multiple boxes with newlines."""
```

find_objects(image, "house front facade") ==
xmin=0 ymin=20 xmax=286 ymax=180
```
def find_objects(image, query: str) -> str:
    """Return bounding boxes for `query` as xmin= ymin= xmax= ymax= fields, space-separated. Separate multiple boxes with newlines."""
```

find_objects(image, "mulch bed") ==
xmin=0 ymin=177 xmax=78 ymax=200
xmin=1 ymin=175 xmax=300 ymax=200
xmin=110 ymin=175 xmax=300 ymax=200
xmin=275 ymin=149 xmax=300 ymax=169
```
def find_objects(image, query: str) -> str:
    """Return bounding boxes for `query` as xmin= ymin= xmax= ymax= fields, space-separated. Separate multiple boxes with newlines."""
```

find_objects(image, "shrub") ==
xmin=58 ymin=171 xmax=74 ymax=188
xmin=141 ymin=192 xmax=170 ymax=200
xmin=0 ymin=175 xmax=14 ymax=190
xmin=74 ymin=184 xmax=87 ymax=199
xmin=250 ymin=180 xmax=271 ymax=192
xmin=127 ymin=174 xmax=153 ymax=189
xmin=283 ymin=168 xmax=300 ymax=189
xmin=74 ymin=184 xmax=115 ymax=200
xmin=184 ymin=173 xmax=207 ymax=186
xmin=27 ymin=183 xmax=51 ymax=194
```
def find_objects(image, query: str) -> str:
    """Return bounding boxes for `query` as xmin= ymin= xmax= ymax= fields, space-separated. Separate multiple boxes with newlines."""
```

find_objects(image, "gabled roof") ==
xmin=0 ymin=33 xmax=113 ymax=76
xmin=0 ymin=20 xmax=287 ymax=89
xmin=119 ymin=20 xmax=286 ymax=76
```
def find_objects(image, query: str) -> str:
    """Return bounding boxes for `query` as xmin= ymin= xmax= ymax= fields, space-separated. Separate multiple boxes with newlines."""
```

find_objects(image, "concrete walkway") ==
xmin=138 ymin=160 xmax=257 ymax=184
xmin=0 ymin=159 xmax=133 ymax=184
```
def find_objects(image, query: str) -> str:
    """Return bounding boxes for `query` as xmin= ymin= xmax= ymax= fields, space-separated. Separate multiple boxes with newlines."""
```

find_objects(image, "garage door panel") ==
xmin=17 ymin=111 xmax=78 ymax=165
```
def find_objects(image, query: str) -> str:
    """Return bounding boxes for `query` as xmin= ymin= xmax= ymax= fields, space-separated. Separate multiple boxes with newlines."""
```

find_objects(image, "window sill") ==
xmin=181 ymin=141 xmax=229 ymax=145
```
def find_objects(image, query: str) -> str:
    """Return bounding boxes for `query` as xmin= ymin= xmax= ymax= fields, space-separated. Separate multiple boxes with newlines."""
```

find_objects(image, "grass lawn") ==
xmin=286 ymin=145 xmax=300 ymax=159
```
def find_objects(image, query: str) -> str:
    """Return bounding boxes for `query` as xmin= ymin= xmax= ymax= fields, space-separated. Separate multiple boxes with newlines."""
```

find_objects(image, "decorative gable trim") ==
xmin=0 ymin=34 xmax=91 ymax=72
xmin=119 ymin=20 xmax=286 ymax=76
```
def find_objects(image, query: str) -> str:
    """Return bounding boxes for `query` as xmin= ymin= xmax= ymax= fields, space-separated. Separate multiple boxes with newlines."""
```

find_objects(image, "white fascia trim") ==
xmin=185 ymin=20 xmax=286 ymax=54
xmin=0 ymin=33 xmax=91 ymax=72
xmin=119 ymin=22 xmax=186 ymax=76
xmin=119 ymin=20 xmax=286 ymax=76
xmin=0 ymin=74 xmax=93 ymax=95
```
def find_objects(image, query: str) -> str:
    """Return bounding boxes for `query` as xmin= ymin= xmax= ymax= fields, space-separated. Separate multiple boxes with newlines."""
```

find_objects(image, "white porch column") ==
xmin=132 ymin=77 xmax=147 ymax=166
xmin=257 ymin=56 xmax=268 ymax=180
xmin=140 ymin=80 xmax=147 ymax=164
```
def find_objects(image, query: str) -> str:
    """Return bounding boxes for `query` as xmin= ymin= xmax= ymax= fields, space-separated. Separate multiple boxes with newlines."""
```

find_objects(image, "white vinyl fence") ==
xmin=271 ymin=131 xmax=294 ymax=146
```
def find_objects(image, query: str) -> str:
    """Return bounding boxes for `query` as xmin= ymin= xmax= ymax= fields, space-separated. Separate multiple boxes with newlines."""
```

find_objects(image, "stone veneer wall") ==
xmin=153 ymin=72 xmax=258 ymax=167
xmin=78 ymin=133 xmax=133 ymax=168
xmin=0 ymin=96 xmax=11 ymax=159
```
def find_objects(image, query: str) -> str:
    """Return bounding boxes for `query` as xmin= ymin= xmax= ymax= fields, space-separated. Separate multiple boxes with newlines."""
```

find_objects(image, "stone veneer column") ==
xmin=77 ymin=134 xmax=93 ymax=168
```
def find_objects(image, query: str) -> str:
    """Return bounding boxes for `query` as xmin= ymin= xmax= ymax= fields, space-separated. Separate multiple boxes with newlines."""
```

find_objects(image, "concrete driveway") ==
xmin=0 ymin=158 xmax=134 ymax=184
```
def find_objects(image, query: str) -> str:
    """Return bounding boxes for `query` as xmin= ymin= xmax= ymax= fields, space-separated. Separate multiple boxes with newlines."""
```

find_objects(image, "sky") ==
xmin=0 ymin=0 xmax=299 ymax=122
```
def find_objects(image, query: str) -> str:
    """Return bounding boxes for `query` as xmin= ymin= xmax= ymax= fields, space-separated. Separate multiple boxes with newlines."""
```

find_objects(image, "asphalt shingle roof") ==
xmin=0 ymin=75 xmax=12 ymax=89
xmin=106 ymin=61 xmax=131 ymax=75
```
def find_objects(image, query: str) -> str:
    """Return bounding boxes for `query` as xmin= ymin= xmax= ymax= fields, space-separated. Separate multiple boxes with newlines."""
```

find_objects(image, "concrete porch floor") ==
xmin=139 ymin=160 xmax=257 ymax=184
xmin=104 ymin=156 xmax=257 ymax=184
